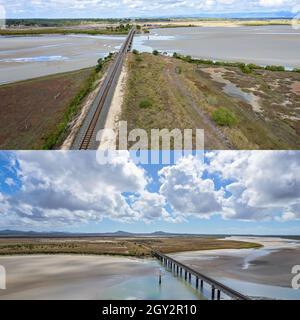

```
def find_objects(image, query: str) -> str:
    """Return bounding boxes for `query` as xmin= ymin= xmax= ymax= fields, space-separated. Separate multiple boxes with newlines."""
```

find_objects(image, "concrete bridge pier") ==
xmin=212 ymin=286 xmax=216 ymax=300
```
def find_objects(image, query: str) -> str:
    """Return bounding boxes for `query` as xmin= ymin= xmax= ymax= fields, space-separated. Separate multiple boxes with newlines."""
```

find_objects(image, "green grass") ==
xmin=139 ymin=99 xmax=153 ymax=109
xmin=0 ymin=28 xmax=130 ymax=36
xmin=135 ymin=56 xmax=143 ymax=62
xmin=212 ymin=108 xmax=238 ymax=127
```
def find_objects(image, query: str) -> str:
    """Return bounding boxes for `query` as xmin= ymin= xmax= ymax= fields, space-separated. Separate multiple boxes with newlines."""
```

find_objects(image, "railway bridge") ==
xmin=152 ymin=250 xmax=251 ymax=300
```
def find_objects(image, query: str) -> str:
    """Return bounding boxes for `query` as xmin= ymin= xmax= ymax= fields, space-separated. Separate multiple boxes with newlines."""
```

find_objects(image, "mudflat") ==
xmin=0 ymin=255 xmax=155 ymax=300
xmin=170 ymin=237 xmax=300 ymax=288
xmin=0 ymin=34 xmax=125 ymax=84
xmin=135 ymin=26 xmax=300 ymax=69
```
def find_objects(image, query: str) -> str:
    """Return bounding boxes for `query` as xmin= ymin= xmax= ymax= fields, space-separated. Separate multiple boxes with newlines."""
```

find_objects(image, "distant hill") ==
xmin=0 ymin=230 xmax=72 ymax=237
xmin=0 ymin=229 xmax=212 ymax=238
xmin=0 ymin=229 xmax=299 ymax=240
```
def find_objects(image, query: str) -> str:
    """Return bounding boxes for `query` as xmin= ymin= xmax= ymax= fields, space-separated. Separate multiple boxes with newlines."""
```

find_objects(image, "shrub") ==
xmin=213 ymin=61 xmax=223 ymax=66
xmin=248 ymin=63 xmax=263 ymax=70
xmin=240 ymin=65 xmax=252 ymax=74
xmin=212 ymin=108 xmax=237 ymax=127
xmin=96 ymin=58 xmax=104 ymax=72
xmin=153 ymin=50 xmax=159 ymax=56
xmin=185 ymin=55 xmax=192 ymax=62
xmin=139 ymin=99 xmax=152 ymax=109
xmin=293 ymin=68 xmax=300 ymax=73
xmin=265 ymin=65 xmax=285 ymax=72
xmin=237 ymin=62 xmax=246 ymax=69
xmin=105 ymin=52 xmax=114 ymax=60
xmin=132 ymin=49 xmax=139 ymax=55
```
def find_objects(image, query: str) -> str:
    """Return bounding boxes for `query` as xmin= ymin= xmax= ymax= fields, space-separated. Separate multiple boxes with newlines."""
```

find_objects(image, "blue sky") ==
xmin=1 ymin=0 xmax=300 ymax=19
xmin=0 ymin=151 xmax=299 ymax=235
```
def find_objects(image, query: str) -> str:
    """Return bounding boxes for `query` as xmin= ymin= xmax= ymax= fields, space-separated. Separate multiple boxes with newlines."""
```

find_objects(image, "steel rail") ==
xmin=71 ymin=28 xmax=135 ymax=150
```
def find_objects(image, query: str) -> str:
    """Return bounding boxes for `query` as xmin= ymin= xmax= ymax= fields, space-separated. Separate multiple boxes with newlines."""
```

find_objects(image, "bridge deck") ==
xmin=153 ymin=250 xmax=250 ymax=300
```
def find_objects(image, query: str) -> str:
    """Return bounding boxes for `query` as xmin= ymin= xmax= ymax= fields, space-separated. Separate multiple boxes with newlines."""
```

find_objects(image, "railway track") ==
xmin=71 ymin=27 xmax=135 ymax=150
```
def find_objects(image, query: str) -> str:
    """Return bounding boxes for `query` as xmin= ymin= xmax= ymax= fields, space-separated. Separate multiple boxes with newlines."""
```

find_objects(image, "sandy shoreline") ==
xmin=144 ymin=19 xmax=295 ymax=28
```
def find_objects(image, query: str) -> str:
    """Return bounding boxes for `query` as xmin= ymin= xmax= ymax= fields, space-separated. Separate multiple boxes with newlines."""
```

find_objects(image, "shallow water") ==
xmin=0 ymin=255 xmax=205 ymax=300
xmin=171 ymin=237 xmax=300 ymax=300
xmin=218 ymin=277 xmax=300 ymax=300
xmin=134 ymin=26 xmax=300 ymax=68
xmin=102 ymin=261 xmax=206 ymax=300
xmin=1 ymin=26 xmax=299 ymax=84
xmin=0 ymin=34 xmax=125 ymax=84
xmin=0 ymin=26 xmax=300 ymax=84
xmin=203 ymin=69 xmax=262 ymax=113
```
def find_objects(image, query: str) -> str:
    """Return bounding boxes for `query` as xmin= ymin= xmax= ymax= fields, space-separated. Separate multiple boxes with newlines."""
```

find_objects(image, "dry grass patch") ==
xmin=0 ymin=68 xmax=96 ymax=150
xmin=121 ymin=53 xmax=300 ymax=150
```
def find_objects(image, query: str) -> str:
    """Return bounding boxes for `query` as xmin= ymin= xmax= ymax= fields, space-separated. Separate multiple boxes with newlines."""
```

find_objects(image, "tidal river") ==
xmin=170 ymin=237 xmax=300 ymax=300
xmin=0 ymin=255 xmax=204 ymax=300
xmin=1 ymin=25 xmax=300 ymax=84
xmin=133 ymin=25 xmax=300 ymax=69
xmin=0 ymin=236 xmax=299 ymax=300
xmin=0 ymin=34 xmax=125 ymax=84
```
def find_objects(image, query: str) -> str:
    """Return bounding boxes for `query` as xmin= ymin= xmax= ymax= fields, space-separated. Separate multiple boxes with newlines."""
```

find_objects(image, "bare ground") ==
xmin=0 ymin=68 xmax=94 ymax=150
